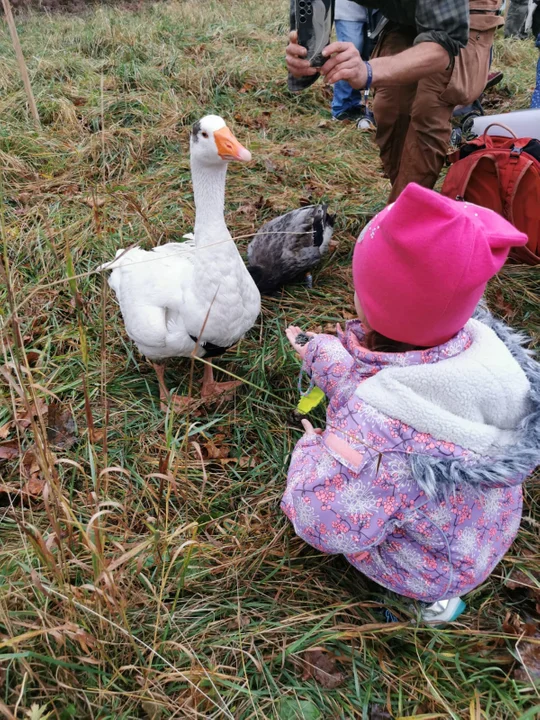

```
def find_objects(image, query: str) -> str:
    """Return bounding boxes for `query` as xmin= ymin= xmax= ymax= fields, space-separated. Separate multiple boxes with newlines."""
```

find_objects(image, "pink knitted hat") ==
xmin=352 ymin=184 xmax=528 ymax=347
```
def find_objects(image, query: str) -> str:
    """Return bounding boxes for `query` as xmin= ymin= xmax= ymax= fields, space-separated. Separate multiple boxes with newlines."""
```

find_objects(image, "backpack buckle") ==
xmin=510 ymin=144 xmax=523 ymax=159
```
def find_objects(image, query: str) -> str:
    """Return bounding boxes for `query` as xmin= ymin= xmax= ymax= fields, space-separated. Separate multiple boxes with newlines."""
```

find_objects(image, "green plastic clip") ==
xmin=297 ymin=386 xmax=325 ymax=415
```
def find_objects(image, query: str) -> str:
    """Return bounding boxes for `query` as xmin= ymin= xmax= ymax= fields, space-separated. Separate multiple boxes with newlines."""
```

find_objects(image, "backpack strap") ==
xmin=442 ymin=151 xmax=499 ymax=201
xmin=503 ymin=155 xmax=534 ymax=225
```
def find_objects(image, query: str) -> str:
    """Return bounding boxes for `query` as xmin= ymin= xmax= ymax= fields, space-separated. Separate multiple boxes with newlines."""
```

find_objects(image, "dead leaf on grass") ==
xmin=263 ymin=159 xmax=278 ymax=173
xmin=237 ymin=203 xmax=258 ymax=216
xmin=141 ymin=700 xmax=163 ymax=719
xmin=281 ymin=146 xmax=300 ymax=157
xmin=89 ymin=428 xmax=105 ymax=444
xmin=515 ymin=633 xmax=540 ymax=682
xmin=493 ymin=290 xmax=517 ymax=321
xmin=22 ymin=448 xmax=45 ymax=496
xmin=202 ymin=434 xmax=230 ymax=460
xmin=82 ymin=195 xmax=107 ymax=208
xmin=226 ymin=614 xmax=250 ymax=630
xmin=238 ymin=456 xmax=257 ymax=468
xmin=0 ymin=442 xmax=20 ymax=461
xmin=234 ymin=113 xmax=267 ymax=130
xmin=328 ymin=238 xmax=340 ymax=253
xmin=16 ymin=397 xmax=47 ymax=430
xmin=239 ymin=82 xmax=255 ymax=94
xmin=46 ymin=401 xmax=77 ymax=449
xmin=301 ymin=649 xmax=346 ymax=689
xmin=368 ymin=707 xmax=393 ymax=720
xmin=25 ymin=350 xmax=40 ymax=366
xmin=0 ymin=423 xmax=11 ymax=440
xmin=501 ymin=612 xmax=540 ymax=683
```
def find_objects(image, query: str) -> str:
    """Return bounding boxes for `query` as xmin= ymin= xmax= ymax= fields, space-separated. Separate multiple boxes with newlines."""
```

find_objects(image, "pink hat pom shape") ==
xmin=352 ymin=183 xmax=528 ymax=348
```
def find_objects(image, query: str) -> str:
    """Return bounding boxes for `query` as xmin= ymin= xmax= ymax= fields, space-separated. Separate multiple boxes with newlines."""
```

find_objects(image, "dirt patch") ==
xmin=3 ymin=0 xmax=156 ymax=13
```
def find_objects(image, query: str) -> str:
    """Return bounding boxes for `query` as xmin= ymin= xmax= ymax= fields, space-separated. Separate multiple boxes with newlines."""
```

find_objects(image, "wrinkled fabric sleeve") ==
xmin=302 ymin=334 xmax=356 ymax=400
xmin=282 ymin=434 xmax=392 ymax=555
xmin=414 ymin=0 xmax=470 ymax=62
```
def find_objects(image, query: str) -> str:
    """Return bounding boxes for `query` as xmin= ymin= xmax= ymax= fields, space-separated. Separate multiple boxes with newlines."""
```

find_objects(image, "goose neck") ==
xmin=192 ymin=160 xmax=229 ymax=238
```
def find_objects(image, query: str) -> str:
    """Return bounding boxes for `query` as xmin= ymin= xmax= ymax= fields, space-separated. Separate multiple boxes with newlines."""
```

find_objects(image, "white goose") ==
xmin=100 ymin=115 xmax=261 ymax=409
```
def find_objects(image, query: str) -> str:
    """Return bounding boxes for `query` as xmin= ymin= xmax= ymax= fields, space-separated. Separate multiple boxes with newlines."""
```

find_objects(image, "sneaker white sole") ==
xmin=421 ymin=597 xmax=466 ymax=625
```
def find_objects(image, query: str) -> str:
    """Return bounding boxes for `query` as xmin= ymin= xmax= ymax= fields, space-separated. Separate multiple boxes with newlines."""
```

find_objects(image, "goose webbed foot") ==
xmin=201 ymin=363 xmax=241 ymax=401
xmin=151 ymin=362 xmax=194 ymax=413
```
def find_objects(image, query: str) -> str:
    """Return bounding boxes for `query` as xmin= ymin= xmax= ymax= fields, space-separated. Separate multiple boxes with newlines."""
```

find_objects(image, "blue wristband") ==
xmin=365 ymin=61 xmax=373 ymax=91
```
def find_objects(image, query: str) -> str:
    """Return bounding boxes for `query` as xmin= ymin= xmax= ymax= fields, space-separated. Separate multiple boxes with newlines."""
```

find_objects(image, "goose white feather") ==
xmin=99 ymin=115 xmax=261 ymax=400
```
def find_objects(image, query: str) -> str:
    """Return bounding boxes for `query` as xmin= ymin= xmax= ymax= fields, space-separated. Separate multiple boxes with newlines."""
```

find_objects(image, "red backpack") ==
xmin=442 ymin=124 xmax=540 ymax=265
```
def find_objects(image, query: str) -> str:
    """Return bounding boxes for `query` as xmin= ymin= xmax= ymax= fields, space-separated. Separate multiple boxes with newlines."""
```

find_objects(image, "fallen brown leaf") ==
xmin=22 ymin=448 xmax=41 ymax=480
xmin=16 ymin=397 xmax=47 ymax=430
xmin=226 ymin=614 xmax=250 ymax=630
xmin=301 ymin=649 xmax=346 ymax=689
xmin=263 ymin=159 xmax=278 ymax=173
xmin=83 ymin=195 xmax=106 ymax=208
xmin=493 ymin=290 xmax=517 ymax=321
xmin=47 ymin=401 xmax=77 ymax=449
xmin=25 ymin=350 xmax=40 ymax=366
xmin=89 ymin=428 xmax=105 ymax=444
xmin=515 ymin=633 xmax=540 ymax=682
xmin=239 ymin=82 xmax=255 ymax=94
xmin=369 ymin=707 xmax=393 ymax=720
xmin=0 ymin=423 xmax=11 ymax=440
xmin=25 ymin=475 xmax=46 ymax=496
xmin=238 ymin=456 xmax=257 ymax=469
xmin=237 ymin=203 xmax=258 ymax=216
xmin=328 ymin=238 xmax=340 ymax=254
xmin=281 ymin=146 xmax=300 ymax=157
xmin=202 ymin=434 xmax=229 ymax=460
xmin=0 ymin=446 xmax=45 ymax=498
xmin=0 ymin=442 xmax=20 ymax=461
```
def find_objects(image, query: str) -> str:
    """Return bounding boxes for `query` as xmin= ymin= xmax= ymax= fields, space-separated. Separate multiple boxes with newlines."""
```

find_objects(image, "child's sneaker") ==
xmin=420 ymin=597 xmax=466 ymax=625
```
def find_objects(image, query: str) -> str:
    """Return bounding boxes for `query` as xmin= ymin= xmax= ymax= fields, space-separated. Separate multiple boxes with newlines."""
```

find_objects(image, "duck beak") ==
xmin=214 ymin=127 xmax=252 ymax=162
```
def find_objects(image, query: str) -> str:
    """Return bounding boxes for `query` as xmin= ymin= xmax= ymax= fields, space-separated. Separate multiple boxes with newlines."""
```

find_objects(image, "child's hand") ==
xmin=286 ymin=325 xmax=315 ymax=359
xmin=301 ymin=419 xmax=323 ymax=437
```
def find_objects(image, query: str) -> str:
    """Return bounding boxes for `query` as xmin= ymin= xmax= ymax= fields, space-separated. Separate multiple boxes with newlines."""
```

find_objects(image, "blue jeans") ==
xmin=331 ymin=20 xmax=366 ymax=117
xmin=532 ymin=35 xmax=540 ymax=109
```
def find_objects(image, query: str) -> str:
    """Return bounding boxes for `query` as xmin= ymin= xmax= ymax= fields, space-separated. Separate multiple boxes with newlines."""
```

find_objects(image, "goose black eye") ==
xmin=202 ymin=131 xmax=209 ymax=138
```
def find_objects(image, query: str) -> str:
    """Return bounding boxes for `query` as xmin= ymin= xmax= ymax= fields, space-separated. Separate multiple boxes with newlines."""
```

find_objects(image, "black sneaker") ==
xmin=332 ymin=107 xmax=367 ymax=122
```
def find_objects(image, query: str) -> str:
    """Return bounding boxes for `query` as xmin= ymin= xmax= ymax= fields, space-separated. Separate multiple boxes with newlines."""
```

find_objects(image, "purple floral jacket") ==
xmin=282 ymin=311 xmax=539 ymax=602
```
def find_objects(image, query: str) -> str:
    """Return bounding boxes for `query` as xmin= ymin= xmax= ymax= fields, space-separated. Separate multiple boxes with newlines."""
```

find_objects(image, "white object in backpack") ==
xmin=471 ymin=109 xmax=540 ymax=141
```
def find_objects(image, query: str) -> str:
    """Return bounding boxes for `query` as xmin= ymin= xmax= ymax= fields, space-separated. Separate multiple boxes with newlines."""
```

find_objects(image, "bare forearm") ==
xmin=370 ymin=43 xmax=449 ymax=88
xmin=287 ymin=32 xmax=451 ymax=91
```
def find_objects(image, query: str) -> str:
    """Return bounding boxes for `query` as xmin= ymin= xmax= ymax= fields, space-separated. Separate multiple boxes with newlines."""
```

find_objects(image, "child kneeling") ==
xmin=283 ymin=184 xmax=540 ymax=623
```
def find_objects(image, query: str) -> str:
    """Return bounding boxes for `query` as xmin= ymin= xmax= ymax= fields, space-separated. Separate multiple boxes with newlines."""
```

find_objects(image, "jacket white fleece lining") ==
xmin=356 ymin=319 xmax=532 ymax=456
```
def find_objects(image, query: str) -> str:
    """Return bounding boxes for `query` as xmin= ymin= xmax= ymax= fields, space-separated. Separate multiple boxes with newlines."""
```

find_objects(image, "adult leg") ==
xmin=388 ymin=27 xmax=495 ymax=201
xmin=372 ymin=28 xmax=417 ymax=185
xmin=504 ymin=0 xmax=530 ymax=38
xmin=332 ymin=19 xmax=367 ymax=118
xmin=387 ymin=71 xmax=454 ymax=201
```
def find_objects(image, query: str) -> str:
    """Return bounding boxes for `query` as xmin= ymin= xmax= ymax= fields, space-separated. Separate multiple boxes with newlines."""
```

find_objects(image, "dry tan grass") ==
xmin=0 ymin=2 xmax=539 ymax=718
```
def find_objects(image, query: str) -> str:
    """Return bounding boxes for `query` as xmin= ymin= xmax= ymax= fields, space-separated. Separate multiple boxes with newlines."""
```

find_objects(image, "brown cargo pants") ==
xmin=372 ymin=25 xmax=495 ymax=202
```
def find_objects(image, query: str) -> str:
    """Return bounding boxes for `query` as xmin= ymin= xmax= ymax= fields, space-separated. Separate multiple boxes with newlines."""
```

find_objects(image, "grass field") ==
xmin=1 ymin=1 xmax=539 ymax=717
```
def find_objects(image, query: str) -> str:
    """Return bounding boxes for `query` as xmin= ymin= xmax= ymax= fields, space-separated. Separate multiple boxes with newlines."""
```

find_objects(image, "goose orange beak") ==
xmin=214 ymin=126 xmax=252 ymax=162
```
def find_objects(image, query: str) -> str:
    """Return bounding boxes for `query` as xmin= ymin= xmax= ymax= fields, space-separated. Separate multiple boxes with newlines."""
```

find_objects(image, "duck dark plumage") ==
xmin=246 ymin=205 xmax=335 ymax=294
